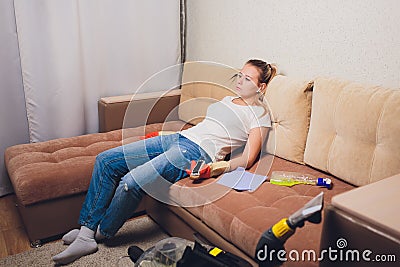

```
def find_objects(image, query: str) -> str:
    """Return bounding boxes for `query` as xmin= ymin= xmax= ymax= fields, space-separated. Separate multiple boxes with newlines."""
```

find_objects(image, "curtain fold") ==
xmin=0 ymin=0 xmax=30 ymax=196
xmin=14 ymin=0 xmax=182 ymax=142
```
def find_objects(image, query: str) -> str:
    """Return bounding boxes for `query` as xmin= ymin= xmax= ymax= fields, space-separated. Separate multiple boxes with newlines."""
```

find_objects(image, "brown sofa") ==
xmin=5 ymin=62 xmax=400 ymax=266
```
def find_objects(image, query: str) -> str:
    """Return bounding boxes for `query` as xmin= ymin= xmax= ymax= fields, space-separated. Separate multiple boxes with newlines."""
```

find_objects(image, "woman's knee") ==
xmin=96 ymin=148 xmax=117 ymax=163
xmin=95 ymin=147 xmax=126 ymax=174
xmin=96 ymin=147 xmax=122 ymax=162
xmin=118 ymin=174 xmax=144 ymax=199
xmin=120 ymin=172 xmax=140 ymax=191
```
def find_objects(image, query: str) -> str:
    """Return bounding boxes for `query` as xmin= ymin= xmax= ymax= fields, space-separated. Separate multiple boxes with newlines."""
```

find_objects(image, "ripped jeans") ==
xmin=78 ymin=133 xmax=211 ymax=238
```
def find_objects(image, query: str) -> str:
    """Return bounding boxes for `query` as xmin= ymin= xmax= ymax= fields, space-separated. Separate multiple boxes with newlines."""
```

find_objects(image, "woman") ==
xmin=52 ymin=59 xmax=276 ymax=265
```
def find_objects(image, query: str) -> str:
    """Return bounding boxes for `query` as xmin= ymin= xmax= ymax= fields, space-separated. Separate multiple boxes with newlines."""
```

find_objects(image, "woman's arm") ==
xmin=228 ymin=126 xmax=270 ymax=171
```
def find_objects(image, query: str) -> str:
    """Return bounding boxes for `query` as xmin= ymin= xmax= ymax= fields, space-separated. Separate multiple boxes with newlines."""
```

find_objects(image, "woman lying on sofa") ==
xmin=52 ymin=59 xmax=276 ymax=265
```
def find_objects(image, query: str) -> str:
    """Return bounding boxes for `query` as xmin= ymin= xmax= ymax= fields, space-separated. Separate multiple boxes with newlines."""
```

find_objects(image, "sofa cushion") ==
xmin=171 ymin=155 xmax=355 ymax=259
xmin=5 ymin=130 xmax=122 ymax=206
xmin=304 ymin=77 xmax=400 ymax=186
xmin=264 ymin=75 xmax=313 ymax=164
xmin=5 ymin=121 xmax=189 ymax=206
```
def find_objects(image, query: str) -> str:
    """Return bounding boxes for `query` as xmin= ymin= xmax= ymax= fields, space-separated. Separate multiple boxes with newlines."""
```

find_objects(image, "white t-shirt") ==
xmin=180 ymin=96 xmax=271 ymax=161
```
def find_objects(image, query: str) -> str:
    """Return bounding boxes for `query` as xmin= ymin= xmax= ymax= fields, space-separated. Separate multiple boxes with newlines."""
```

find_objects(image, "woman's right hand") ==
xmin=186 ymin=160 xmax=230 ymax=180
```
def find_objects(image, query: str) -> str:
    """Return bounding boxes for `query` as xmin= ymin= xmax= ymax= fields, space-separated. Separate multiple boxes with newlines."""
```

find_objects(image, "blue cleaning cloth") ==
xmin=216 ymin=167 xmax=267 ymax=192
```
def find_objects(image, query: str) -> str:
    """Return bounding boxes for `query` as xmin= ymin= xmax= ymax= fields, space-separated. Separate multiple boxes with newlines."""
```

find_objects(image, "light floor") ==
xmin=0 ymin=194 xmax=31 ymax=259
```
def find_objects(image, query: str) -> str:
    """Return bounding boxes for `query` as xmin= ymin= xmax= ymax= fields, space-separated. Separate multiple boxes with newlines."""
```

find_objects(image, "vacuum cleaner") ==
xmin=128 ymin=192 xmax=324 ymax=266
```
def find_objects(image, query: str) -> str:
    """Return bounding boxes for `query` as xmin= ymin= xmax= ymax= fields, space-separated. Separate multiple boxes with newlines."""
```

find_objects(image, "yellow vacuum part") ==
xmin=271 ymin=218 xmax=295 ymax=240
xmin=209 ymin=247 xmax=223 ymax=256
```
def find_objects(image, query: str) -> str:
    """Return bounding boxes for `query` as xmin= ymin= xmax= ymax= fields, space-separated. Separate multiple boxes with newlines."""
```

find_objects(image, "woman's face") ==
xmin=235 ymin=64 xmax=261 ymax=98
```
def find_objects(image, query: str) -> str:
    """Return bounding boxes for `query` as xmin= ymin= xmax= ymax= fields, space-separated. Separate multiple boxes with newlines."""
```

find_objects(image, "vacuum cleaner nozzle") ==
xmin=288 ymin=192 xmax=324 ymax=228
xmin=255 ymin=192 xmax=325 ymax=266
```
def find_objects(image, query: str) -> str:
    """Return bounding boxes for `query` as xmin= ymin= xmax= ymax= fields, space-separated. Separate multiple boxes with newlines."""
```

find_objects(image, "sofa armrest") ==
xmin=320 ymin=174 xmax=400 ymax=266
xmin=98 ymin=89 xmax=181 ymax=132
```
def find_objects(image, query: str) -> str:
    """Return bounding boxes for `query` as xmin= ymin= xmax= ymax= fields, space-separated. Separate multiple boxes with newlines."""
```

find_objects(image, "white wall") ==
xmin=186 ymin=0 xmax=400 ymax=88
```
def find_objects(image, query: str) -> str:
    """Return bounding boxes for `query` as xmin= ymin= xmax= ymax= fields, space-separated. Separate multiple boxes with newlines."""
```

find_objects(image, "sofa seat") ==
xmin=164 ymin=155 xmax=355 ymax=261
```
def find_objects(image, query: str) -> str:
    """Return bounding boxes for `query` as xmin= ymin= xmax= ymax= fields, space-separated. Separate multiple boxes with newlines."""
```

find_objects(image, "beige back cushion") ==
xmin=179 ymin=61 xmax=236 ymax=125
xmin=264 ymin=75 xmax=314 ymax=164
xmin=304 ymin=77 xmax=400 ymax=186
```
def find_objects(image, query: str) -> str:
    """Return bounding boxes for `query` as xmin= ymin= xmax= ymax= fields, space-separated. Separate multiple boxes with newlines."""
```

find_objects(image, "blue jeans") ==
xmin=78 ymin=133 xmax=211 ymax=238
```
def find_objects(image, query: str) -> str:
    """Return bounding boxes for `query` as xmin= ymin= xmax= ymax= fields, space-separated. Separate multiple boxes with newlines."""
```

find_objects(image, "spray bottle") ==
xmin=255 ymin=192 xmax=324 ymax=266
xmin=270 ymin=171 xmax=332 ymax=189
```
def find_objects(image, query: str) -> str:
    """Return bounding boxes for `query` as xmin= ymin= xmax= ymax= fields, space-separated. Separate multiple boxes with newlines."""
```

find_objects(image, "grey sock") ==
xmin=62 ymin=226 xmax=106 ymax=245
xmin=52 ymin=226 xmax=98 ymax=265
xmin=62 ymin=229 xmax=80 ymax=245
